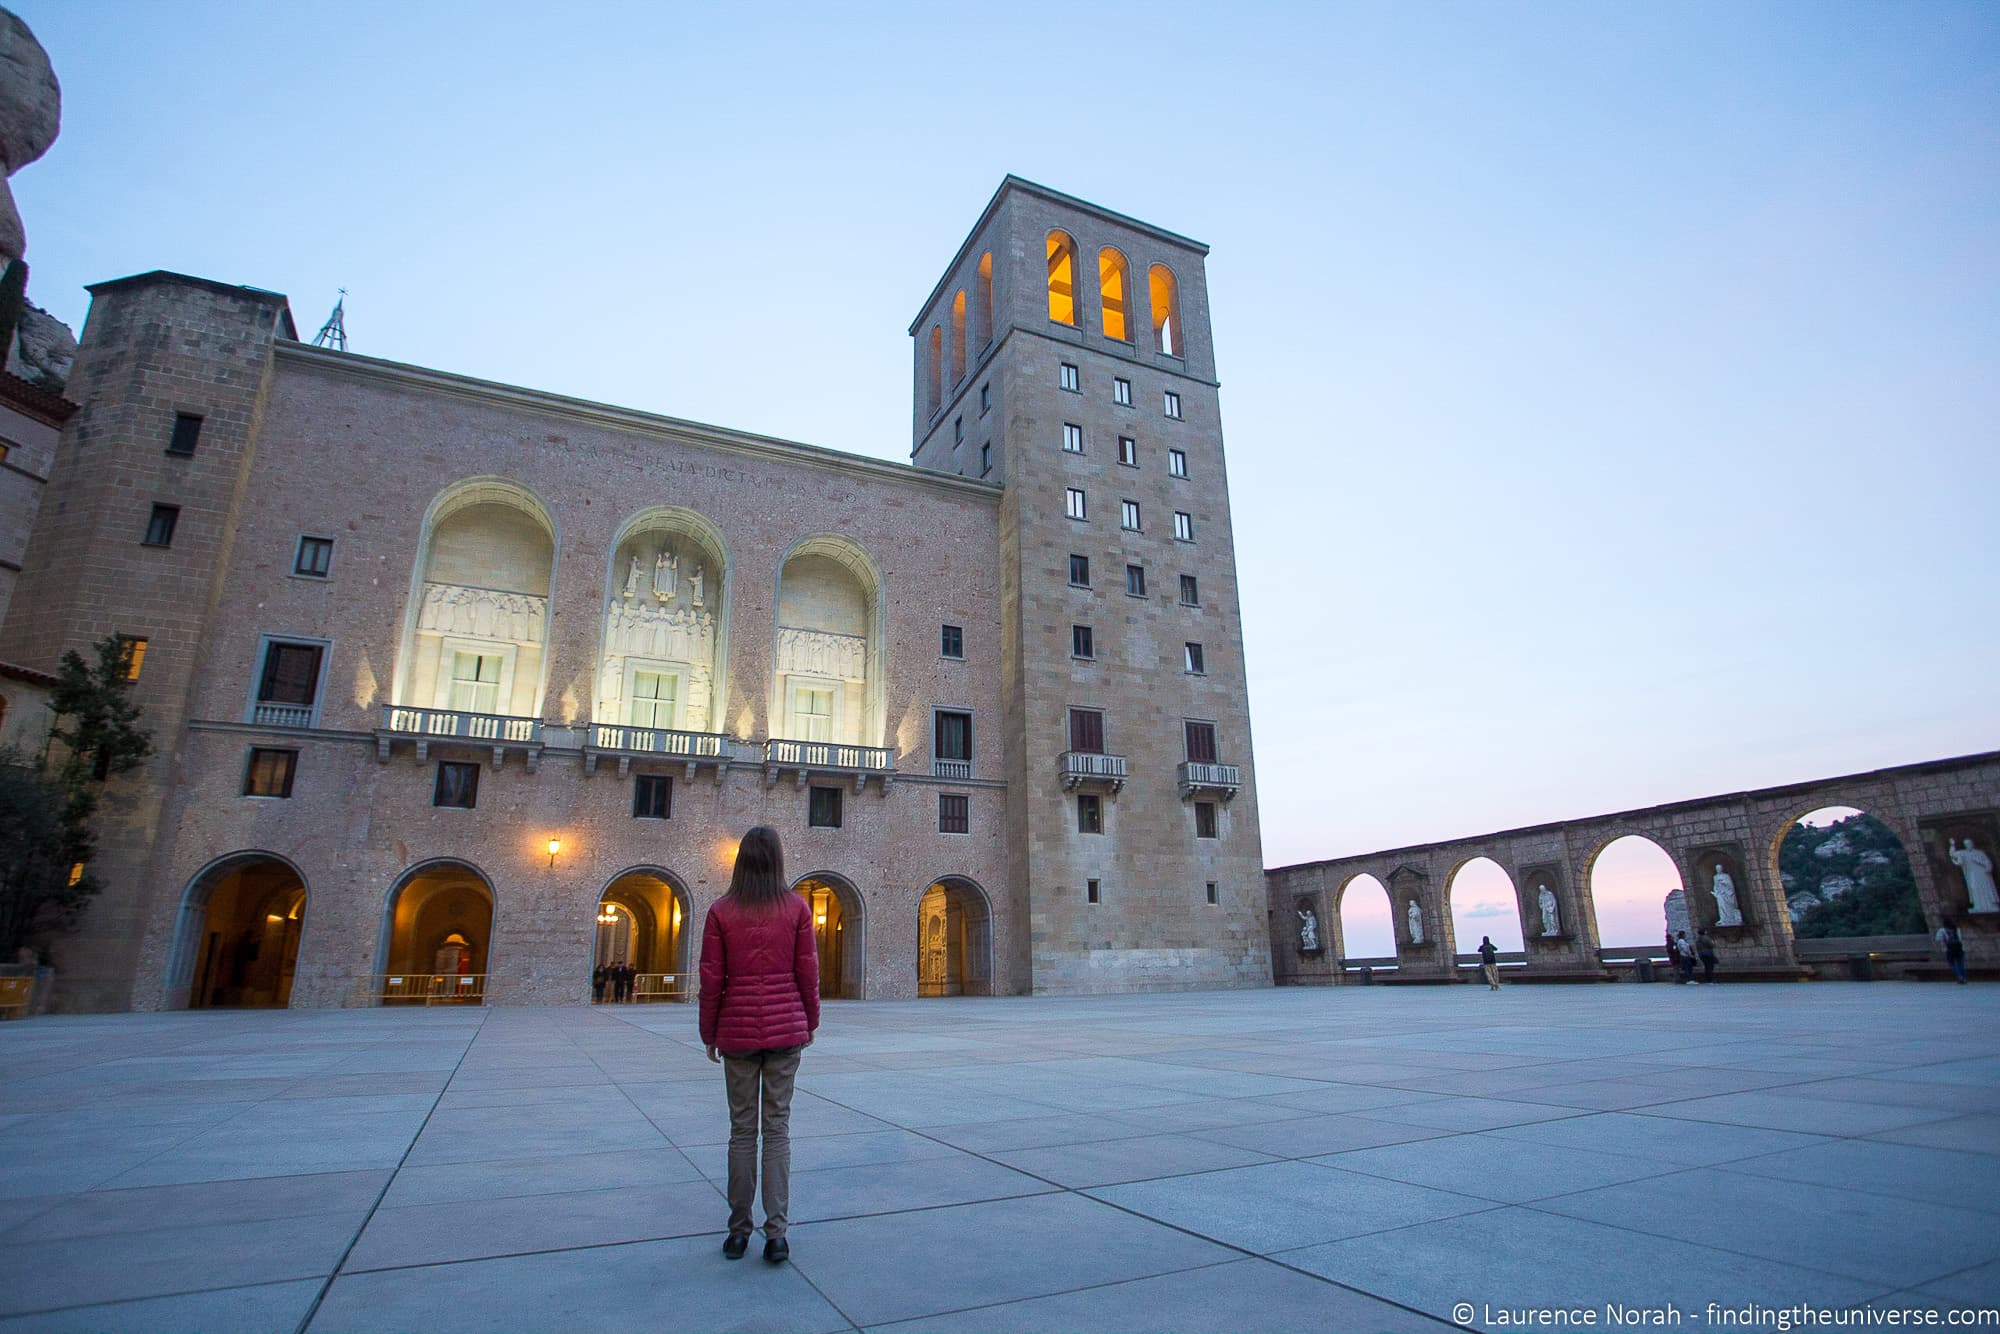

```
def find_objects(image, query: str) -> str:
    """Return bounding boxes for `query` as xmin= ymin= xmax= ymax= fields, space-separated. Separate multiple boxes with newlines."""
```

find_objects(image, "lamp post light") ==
xmin=546 ymin=837 xmax=562 ymax=867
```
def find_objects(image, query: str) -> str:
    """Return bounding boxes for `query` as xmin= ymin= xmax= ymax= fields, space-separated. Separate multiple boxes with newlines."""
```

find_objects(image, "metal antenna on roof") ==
xmin=310 ymin=289 xmax=348 ymax=351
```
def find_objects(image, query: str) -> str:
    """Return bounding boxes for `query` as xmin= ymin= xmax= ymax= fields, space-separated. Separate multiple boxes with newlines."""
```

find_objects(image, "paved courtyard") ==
xmin=1 ymin=984 xmax=1996 ymax=1333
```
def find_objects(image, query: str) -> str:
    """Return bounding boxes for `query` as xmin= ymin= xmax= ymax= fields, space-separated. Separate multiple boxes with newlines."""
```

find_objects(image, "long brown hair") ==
xmin=726 ymin=825 xmax=790 ymax=912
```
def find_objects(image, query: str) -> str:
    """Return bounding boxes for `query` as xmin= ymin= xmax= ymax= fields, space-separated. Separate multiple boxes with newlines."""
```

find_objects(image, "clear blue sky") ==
xmin=15 ymin=3 xmax=1999 ymax=903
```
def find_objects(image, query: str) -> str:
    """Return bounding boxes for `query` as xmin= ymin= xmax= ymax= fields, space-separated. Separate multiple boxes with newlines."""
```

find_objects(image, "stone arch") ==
xmin=597 ymin=506 xmax=731 ymax=737
xmin=393 ymin=477 xmax=560 ymax=723
xmin=915 ymin=874 xmax=994 ymax=997
xmin=772 ymin=535 xmax=887 ymax=752
xmin=1331 ymin=871 xmax=1394 ymax=960
xmin=1097 ymin=246 xmax=1132 ymax=342
xmin=1584 ymin=832 xmax=1685 ymax=949
xmin=1765 ymin=801 xmax=1923 ymax=940
xmin=792 ymin=870 xmax=866 ymax=999
xmin=163 ymin=851 xmax=309 ymax=1010
xmin=374 ymin=858 xmax=498 ymax=1004
xmin=1444 ymin=854 xmax=1523 ymax=956
xmin=594 ymin=866 xmax=694 ymax=996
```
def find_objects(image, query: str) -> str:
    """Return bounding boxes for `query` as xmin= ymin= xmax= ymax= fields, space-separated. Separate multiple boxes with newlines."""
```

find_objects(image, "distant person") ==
xmin=701 ymin=825 xmax=819 ymax=1265
xmin=1695 ymin=929 xmax=1718 ymax=984
xmin=592 ymin=964 xmax=607 ymax=1004
xmin=1936 ymin=916 xmax=1968 ymax=985
xmin=1672 ymin=930 xmax=1696 ymax=984
xmin=1477 ymin=936 xmax=1500 ymax=991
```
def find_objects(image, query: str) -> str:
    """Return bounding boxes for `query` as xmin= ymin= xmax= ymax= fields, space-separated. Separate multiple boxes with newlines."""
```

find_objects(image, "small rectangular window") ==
xmin=1206 ymin=880 xmax=1219 ymax=905
xmin=1066 ymin=488 xmax=1087 ymax=521
xmin=1077 ymin=792 xmax=1103 ymax=834
xmin=1068 ymin=554 xmax=1090 ymax=587
xmin=1071 ymin=624 xmax=1094 ymax=659
xmin=142 ymin=503 xmax=179 ymax=548
xmin=1121 ymin=500 xmax=1141 ymax=531
xmin=1174 ymin=511 xmax=1194 ymax=542
xmin=633 ymin=774 xmax=672 ymax=819
xmin=294 ymin=535 xmax=334 ymax=578
xmin=1185 ymin=642 xmax=1205 ymax=674
xmin=954 ymin=416 xmax=964 ymax=444
xmin=1060 ymin=363 xmax=1080 ymax=392
xmin=434 ymin=761 xmax=479 ymax=809
xmin=1125 ymin=564 xmax=1146 ymax=597
xmin=1062 ymin=422 xmax=1084 ymax=453
xmin=117 ymin=636 xmax=148 ymax=681
xmin=1068 ymin=707 xmax=1105 ymax=754
xmin=1114 ymin=377 xmax=1132 ymax=406
xmin=935 ymin=710 xmax=972 ymax=764
xmin=1118 ymin=436 xmax=1137 ymax=467
xmin=941 ymin=624 xmax=964 ymax=659
xmin=1169 ymin=449 xmax=1187 ymax=478
xmin=939 ymin=793 xmax=969 ymax=834
xmin=979 ymin=383 xmax=990 ymax=413
xmin=1180 ymin=574 xmax=1199 ymax=606
xmin=1196 ymin=801 xmax=1218 ymax=839
xmin=1185 ymin=720 xmax=1218 ymax=764
xmin=1087 ymin=878 xmax=1101 ymax=905
xmin=1163 ymin=391 xmax=1182 ymax=420
xmin=166 ymin=413 xmax=203 ymax=456
xmin=981 ymin=443 xmax=992 ymax=477
xmin=809 ymin=785 xmax=843 ymax=829
xmin=242 ymin=747 xmax=297 ymax=798
xmin=257 ymin=641 xmax=324 ymax=709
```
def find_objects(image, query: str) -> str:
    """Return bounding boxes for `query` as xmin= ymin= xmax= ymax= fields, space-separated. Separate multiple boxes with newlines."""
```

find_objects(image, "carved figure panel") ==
xmin=776 ymin=627 xmax=868 ymax=682
xmin=418 ymin=582 xmax=547 ymax=645
xmin=604 ymin=602 xmax=717 ymax=664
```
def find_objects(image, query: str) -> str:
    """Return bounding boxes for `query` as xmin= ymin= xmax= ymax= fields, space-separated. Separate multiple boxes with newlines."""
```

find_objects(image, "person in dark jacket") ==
xmin=591 ymin=964 xmax=607 ymax=1003
xmin=1936 ymin=916 xmax=1968 ymax=984
xmin=1477 ymin=936 xmax=1500 ymax=990
xmin=1696 ymin=929 xmax=1719 ymax=984
xmin=700 ymin=825 xmax=820 ymax=1264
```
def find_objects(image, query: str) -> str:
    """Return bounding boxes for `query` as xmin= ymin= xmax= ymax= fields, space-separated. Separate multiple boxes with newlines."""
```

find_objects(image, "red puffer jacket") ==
xmin=698 ymin=893 xmax=821 ymax=1052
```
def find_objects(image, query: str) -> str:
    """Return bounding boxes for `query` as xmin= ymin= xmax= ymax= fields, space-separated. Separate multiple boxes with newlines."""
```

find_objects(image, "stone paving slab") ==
xmin=0 ymin=985 xmax=1995 ymax=1332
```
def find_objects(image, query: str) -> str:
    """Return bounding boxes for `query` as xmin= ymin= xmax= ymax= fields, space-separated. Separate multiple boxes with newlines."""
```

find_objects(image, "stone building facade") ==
xmin=1 ymin=177 xmax=1272 ymax=1011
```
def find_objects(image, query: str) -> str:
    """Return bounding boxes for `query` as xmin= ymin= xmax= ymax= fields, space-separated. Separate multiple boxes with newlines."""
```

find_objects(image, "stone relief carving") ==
xmin=1296 ymin=906 xmax=1319 ymax=951
xmin=418 ymin=582 xmax=547 ymax=644
xmin=1537 ymin=884 xmax=1560 ymax=937
xmin=776 ymin=627 xmax=867 ymax=682
xmin=623 ymin=554 xmax=643 ymax=600
xmin=1710 ymin=864 xmax=1743 ymax=927
xmin=652 ymin=548 xmax=677 ymax=602
xmin=1950 ymin=838 xmax=1999 ymax=914
xmin=1405 ymin=899 xmax=1424 ymax=945
xmin=605 ymin=601 xmax=717 ymax=664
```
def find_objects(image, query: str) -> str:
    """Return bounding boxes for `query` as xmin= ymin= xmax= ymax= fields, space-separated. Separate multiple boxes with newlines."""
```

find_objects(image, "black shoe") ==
xmin=722 ymin=1234 xmax=748 ymax=1260
xmin=764 ymin=1236 xmax=789 ymax=1265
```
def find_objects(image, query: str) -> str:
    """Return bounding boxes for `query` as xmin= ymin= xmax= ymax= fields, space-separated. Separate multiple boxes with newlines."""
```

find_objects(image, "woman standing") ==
xmin=699 ymin=826 xmax=820 ymax=1263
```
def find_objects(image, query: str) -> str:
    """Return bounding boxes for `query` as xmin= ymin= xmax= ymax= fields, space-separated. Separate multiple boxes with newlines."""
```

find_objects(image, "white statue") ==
xmin=1406 ymin=899 xmax=1424 ymax=945
xmin=623 ymin=554 xmax=643 ymax=600
xmin=1296 ymin=907 xmax=1318 ymax=951
xmin=652 ymin=548 xmax=677 ymax=602
xmin=1537 ymin=884 xmax=1560 ymax=937
xmin=1711 ymin=864 xmax=1743 ymax=927
xmin=1951 ymin=838 xmax=1999 ymax=914
xmin=689 ymin=565 xmax=706 ymax=610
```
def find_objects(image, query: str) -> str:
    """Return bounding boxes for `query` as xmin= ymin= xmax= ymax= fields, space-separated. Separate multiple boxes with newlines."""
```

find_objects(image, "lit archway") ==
xmin=376 ymin=860 xmax=496 ymax=1004
xmin=1335 ymin=873 xmax=1394 ymax=959
xmin=916 ymin=876 xmax=994 ymax=997
xmin=1587 ymin=835 xmax=1683 ymax=948
xmin=1773 ymin=806 xmax=1923 ymax=938
xmin=1447 ymin=856 xmax=1523 ymax=956
xmin=594 ymin=868 xmax=692 ymax=1000
xmin=793 ymin=872 xmax=865 ymax=999
xmin=165 ymin=853 xmax=307 ymax=1009
xmin=772 ymin=536 xmax=885 ymax=752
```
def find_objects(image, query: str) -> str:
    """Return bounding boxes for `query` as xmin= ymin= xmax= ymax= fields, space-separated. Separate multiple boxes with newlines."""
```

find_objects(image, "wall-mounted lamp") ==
xmin=546 ymin=837 xmax=562 ymax=867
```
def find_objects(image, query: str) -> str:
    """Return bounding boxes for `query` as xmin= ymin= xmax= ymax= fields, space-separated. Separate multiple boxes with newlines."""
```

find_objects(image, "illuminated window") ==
xmin=1077 ymin=793 xmax=1103 ymax=834
xmin=68 ymin=862 xmax=85 ymax=887
xmin=243 ymin=747 xmax=297 ymax=798
xmin=926 ymin=326 xmax=943 ymax=417
xmin=975 ymin=252 xmax=994 ymax=345
xmin=1062 ymin=423 xmax=1084 ymax=453
xmin=1087 ymin=878 xmax=1101 ymax=904
xmin=1184 ymin=642 xmax=1205 ymax=674
xmin=628 ymin=671 xmax=677 ymax=730
xmin=939 ymin=793 xmax=969 ymax=834
xmin=1174 ymin=511 xmax=1194 ymax=541
xmin=142 ymin=504 xmax=179 ymax=548
xmin=1114 ymin=377 xmax=1132 ymax=406
xmin=449 ymin=651 xmax=502 ymax=715
xmin=1060 ymin=362 xmax=1079 ymax=392
xmin=1071 ymin=624 xmax=1094 ymax=659
xmin=808 ymin=785 xmax=842 ymax=829
xmin=117 ymin=636 xmax=148 ymax=680
xmin=1098 ymin=248 xmax=1131 ymax=342
xmin=1125 ymin=564 xmax=1146 ymax=597
xmin=166 ymin=413 xmax=202 ymax=456
xmin=294 ymin=535 xmax=334 ymax=577
xmin=1121 ymin=500 xmax=1141 ymax=531
xmin=1164 ymin=391 xmax=1182 ymax=419
xmin=1047 ymin=231 xmax=1077 ymax=325
xmin=434 ymin=761 xmax=479 ymax=809
xmin=1196 ymin=802 xmax=1218 ymax=839
xmin=1066 ymin=488 xmax=1087 ymax=520
xmin=1149 ymin=264 xmax=1181 ymax=356
xmin=795 ymin=687 xmax=834 ymax=742
xmin=950 ymin=290 xmax=967 ymax=384
xmin=1179 ymin=574 xmax=1199 ymax=606
xmin=1118 ymin=436 xmax=1137 ymax=467
xmin=634 ymin=774 xmax=672 ymax=819
xmin=1069 ymin=554 xmax=1090 ymax=586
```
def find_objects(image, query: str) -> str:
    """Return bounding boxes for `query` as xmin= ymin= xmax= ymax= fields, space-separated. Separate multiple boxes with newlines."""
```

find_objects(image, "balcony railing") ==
xmin=764 ymin=738 xmax=896 ymax=791
xmin=1178 ymin=761 xmax=1242 ymax=800
xmin=1060 ymin=751 xmax=1129 ymax=792
xmin=375 ymin=705 xmax=544 ymax=768
xmin=250 ymin=702 xmax=314 ymax=728
xmin=932 ymin=758 xmax=973 ymax=780
xmin=584 ymin=723 xmax=732 ymax=777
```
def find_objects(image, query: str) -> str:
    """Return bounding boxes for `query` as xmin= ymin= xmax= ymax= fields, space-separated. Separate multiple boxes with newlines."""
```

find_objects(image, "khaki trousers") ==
xmin=1481 ymin=962 xmax=1500 ymax=990
xmin=722 ymin=1045 xmax=803 ymax=1239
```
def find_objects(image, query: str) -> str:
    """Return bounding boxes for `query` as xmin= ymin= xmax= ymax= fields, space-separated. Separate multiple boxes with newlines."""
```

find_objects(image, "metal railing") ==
xmin=1178 ymin=761 xmax=1241 ymax=794
xmin=380 ymin=705 xmax=541 ymax=744
xmin=251 ymin=702 xmax=314 ymax=728
xmin=600 ymin=973 xmax=688 ymax=1003
xmin=357 ymin=973 xmax=491 ymax=1005
xmin=932 ymin=758 xmax=973 ymax=779
xmin=766 ymin=739 xmax=894 ymax=771
xmin=590 ymin=724 xmax=729 ymax=758
xmin=1060 ymin=751 xmax=1129 ymax=785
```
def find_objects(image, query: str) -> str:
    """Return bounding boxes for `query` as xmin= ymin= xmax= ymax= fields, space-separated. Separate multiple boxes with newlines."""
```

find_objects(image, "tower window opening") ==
xmin=926 ymin=326 xmax=943 ymax=417
xmin=1149 ymin=264 xmax=1181 ymax=356
xmin=950 ymin=290 xmax=967 ymax=384
xmin=1099 ymin=248 xmax=1131 ymax=342
xmin=975 ymin=252 xmax=994 ymax=346
xmin=1047 ymin=231 xmax=1077 ymax=326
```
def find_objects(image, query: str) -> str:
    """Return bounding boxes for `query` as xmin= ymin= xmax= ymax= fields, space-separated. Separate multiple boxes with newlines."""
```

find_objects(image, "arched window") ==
xmin=1149 ymin=264 xmax=1181 ymax=356
xmin=950 ymin=290 xmax=967 ymax=384
xmin=975 ymin=252 xmax=994 ymax=346
xmin=1098 ymin=248 xmax=1131 ymax=342
xmin=926 ymin=325 xmax=943 ymax=416
xmin=1046 ymin=231 xmax=1077 ymax=326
